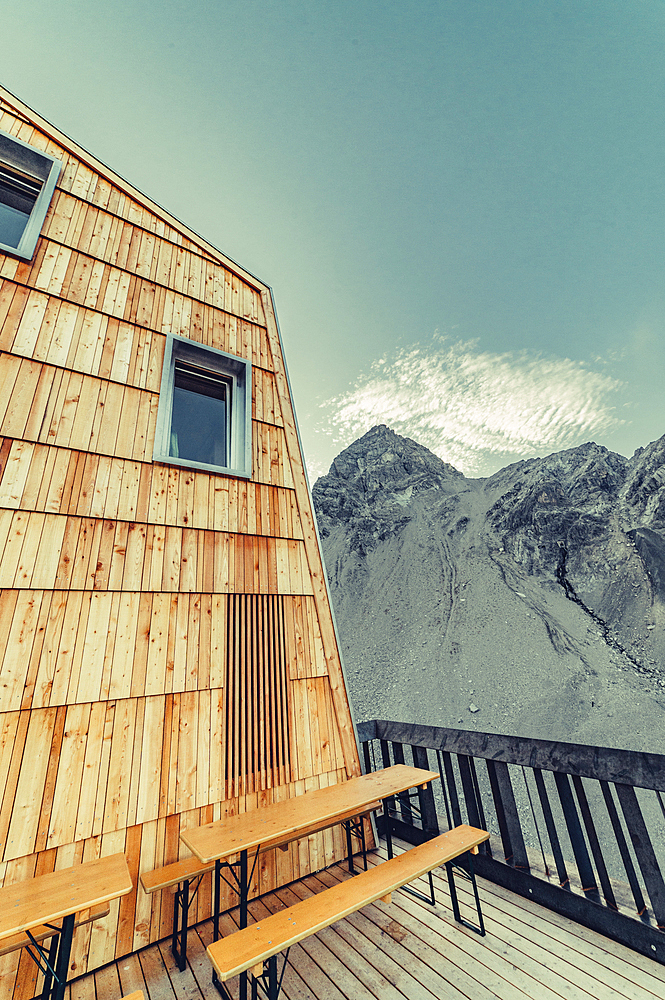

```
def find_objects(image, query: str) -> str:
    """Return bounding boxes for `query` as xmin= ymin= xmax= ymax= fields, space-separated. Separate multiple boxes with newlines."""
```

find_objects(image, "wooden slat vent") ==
xmin=224 ymin=594 xmax=291 ymax=796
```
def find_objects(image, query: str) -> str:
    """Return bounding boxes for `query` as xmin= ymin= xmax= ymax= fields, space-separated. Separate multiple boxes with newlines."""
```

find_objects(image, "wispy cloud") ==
xmin=318 ymin=335 xmax=624 ymax=476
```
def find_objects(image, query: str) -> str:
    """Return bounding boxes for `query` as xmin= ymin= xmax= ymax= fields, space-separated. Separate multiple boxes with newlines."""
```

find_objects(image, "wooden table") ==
xmin=0 ymin=852 xmax=132 ymax=1000
xmin=181 ymin=764 xmax=438 ymax=1000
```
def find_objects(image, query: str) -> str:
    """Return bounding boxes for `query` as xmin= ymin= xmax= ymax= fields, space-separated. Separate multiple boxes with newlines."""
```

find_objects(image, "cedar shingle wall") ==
xmin=0 ymin=99 xmax=359 ymax=998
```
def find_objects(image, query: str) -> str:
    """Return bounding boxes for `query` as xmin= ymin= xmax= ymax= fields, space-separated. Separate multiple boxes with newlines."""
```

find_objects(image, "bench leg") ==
xmin=24 ymin=913 xmax=75 ymax=1000
xmin=39 ymin=933 xmax=59 ymax=1000
xmin=401 ymin=869 xmax=436 ymax=907
xmin=212 ymin=850 xmax=251 ymax=1000
xmin=445 ymin=853 xmax=486 ymax=936
xmin=250 ymin=950 xmax=290 ymax=1000
xmin=52 ymin=912 xmax=75 ymax=1000
xmin=382 ymin=797 xmax=394 ymax=859
xmin=171 ymin=879 xmax=191 ymax=972
xmin=342 ymin=816 xmax=369 ymax=874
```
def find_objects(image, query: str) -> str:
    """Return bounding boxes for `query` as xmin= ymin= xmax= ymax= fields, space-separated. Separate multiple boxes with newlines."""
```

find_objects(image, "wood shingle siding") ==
xmin=0 ymin=88 xmax=360 ymax=999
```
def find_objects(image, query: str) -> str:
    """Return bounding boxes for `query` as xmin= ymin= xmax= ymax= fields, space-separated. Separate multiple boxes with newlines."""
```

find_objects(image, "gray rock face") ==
xmin=313 ymin=426 xmax=665 ymax=752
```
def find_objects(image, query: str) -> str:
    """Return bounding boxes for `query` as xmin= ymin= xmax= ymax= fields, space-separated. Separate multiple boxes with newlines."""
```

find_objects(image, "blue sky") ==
xmin=4 ymin=1 xmax=665 ymax=478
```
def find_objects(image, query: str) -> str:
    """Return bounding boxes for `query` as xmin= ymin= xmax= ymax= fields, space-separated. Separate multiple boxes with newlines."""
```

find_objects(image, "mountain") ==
xmin=312 ymin=425 xmax=665 ymax=751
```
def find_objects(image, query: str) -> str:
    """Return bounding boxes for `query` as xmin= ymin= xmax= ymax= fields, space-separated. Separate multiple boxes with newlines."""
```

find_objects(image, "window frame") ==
xmin=153 ymin=333 xmax=252 ymax=478
xmin=0 ymin=128 xmax=62 ymax=261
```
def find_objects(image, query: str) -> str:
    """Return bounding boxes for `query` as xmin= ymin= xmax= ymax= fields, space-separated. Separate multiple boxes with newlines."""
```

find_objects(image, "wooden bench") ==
xmin=143 ymin=804 xmax=377 ymax=972
xmin=0 ymin=852 xmax=132 ymax=1000
xmin=0 ymin=902 xmax=110 ymax=958
xmin=140 ymin=856 xmax=216 ymax=971
xmin=120 ymin=993 xmax=144 ymax=1000
xmin=206 ymin=824 xmax=489 ymax=1000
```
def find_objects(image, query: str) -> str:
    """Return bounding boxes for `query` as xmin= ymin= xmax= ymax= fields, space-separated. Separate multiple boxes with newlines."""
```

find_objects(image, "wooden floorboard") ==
xmin=64 ymin=838 xmax=665 ymax=1000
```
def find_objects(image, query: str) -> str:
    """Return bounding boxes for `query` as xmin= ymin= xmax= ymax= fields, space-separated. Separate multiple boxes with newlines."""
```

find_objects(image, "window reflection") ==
xmin=0 ymin=164 xmax=41 ymax=250
xmin=170 ymin=362 xmax=230 ymax=468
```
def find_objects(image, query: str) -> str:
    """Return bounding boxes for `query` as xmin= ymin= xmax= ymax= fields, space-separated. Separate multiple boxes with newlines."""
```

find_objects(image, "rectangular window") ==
xmin=153 ymin=334 xmax=252 ymax=477
xmin=0 ymin=129 xmax=62 ymax=260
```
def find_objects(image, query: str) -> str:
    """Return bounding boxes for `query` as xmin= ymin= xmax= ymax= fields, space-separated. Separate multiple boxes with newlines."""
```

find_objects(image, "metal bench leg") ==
xmin=342 ymin=816 xmax=369 ymax=874
xmin=24 ymin=913 xmax=75 ymax=1000
xmin=52 ymin=912 xmax=75 ymax=1000
xmin=39 ymin=933 xmax=59 ymax=1000
xmin=212 ymin=850 xmax=251 ymax=1000
xmin=171 ymin=878 xmax=190 ymax=972
xmin=250 ymin=950 xmax=290 ymax=1000
xmin=401 ymin=869 xmax=436 ymax=906
xmin=345 ymin=817 xmax=354 ymax=873
xmin=445 ymin=853 xmax=485 ymax=936
xmin=382 ymin=797 xmax=394 ymax=859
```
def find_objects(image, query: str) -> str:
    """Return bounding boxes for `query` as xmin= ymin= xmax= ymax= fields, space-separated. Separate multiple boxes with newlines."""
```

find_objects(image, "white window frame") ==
xmin=153 ymin=333 xmax=252 ymax=478
xmin=0 ymin=128 xmax=62 ymax=261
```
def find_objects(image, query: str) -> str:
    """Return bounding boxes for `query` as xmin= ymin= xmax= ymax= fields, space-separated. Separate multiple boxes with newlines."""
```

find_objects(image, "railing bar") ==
xmin=554 ymin=771 xmax=600 ymax=903
xmin=533 ymin=768 xmax=570 ymax=889
xmin=362 ymin=740 xmax=372 ymax=776
xmin=436 ymin=749 xmax=453 ymax=831
xmin=600 ymin=779 xmax=649 ymax=922
xmin=571 ymin=775 xmax=618 ymax=911
xmin=458 ymin=754 xmax=482 ymax=829
xmin=442 ymin=751 xmax=463 ymax=827
xmin=379 ymin=739 xmax=396 ymax=826
xmin=656 ymin=790 xmax=665 ymax=825
xmin=486 ymin=759 xmax=515 ymax=865
xmin=412 ymin=745 xmax=440 ymax=836
xmin=391 ymin=742 xmax=411 ymax=825
xmin=469 ymin=757 xmax=489 ymax=833
xmin=615 ymin=783 xmax=665 ymax=929
xmin=489 ymin=760 xmax=529 ymax=870
xmin=522 ymin=766 xmax=550 ymax=878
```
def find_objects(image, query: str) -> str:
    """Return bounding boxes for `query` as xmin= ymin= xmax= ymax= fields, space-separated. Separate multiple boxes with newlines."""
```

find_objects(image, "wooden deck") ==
xmin=66 ymin=840 xmax=665 ymax=1000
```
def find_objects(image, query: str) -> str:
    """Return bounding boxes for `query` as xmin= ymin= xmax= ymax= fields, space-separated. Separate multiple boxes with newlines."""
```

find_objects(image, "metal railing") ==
xmin=357 ymin=719 xmax=665 ymax=965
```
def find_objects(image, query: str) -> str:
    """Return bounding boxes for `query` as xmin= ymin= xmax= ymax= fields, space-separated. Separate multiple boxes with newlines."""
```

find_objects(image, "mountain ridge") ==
xmin=313 ymin=425 xmax=665 ymax=751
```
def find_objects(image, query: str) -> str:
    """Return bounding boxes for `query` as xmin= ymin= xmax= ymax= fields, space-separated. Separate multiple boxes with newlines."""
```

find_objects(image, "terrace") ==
xmin=61 ymin=719 xmax=665 ymax=1000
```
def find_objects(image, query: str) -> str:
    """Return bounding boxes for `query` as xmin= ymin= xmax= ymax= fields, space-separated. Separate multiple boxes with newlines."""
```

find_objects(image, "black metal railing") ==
xmin=357 ymin=718 xmax=665 ymax=965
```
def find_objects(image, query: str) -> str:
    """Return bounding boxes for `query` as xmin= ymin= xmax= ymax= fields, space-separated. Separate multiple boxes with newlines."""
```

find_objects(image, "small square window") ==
xmin=153 ymin=334 xmax=252 ymax=477
xmin=0 ymin=129 xmax=62 ymax=260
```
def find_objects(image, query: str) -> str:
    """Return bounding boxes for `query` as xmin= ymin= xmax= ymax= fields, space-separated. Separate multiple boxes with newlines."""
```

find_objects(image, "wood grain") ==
xmin=0 ymin=89 xmax=361 ymax=998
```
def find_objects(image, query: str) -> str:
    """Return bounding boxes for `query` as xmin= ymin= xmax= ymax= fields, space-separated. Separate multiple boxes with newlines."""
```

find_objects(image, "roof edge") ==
xmin=0 ymin=84 xmax=269 ymax=295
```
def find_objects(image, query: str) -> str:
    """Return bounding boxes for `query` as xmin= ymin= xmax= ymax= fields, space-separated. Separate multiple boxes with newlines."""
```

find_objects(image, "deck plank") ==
xmin=62 ymin=838 xmax=664 ymax=1000
xmin=310 ymin=866 xmax=528 ymax=1000
xmin=116 ymin=952 xmax=149 ymax=998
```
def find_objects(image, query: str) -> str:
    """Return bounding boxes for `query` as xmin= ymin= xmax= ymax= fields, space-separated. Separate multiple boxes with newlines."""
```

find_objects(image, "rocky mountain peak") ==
xmin=313 ymin=425 xmax=463 ymax=549
xmin=312 ymin=425 xmax=665 ymax=749
xmin=325 ymin=424 xmax=462 ymax=490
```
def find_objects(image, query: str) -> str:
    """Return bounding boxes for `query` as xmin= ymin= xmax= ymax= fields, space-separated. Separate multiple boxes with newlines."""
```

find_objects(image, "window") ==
xmin=0 ymin=129 xmax=62 ymax=260
xmin=153 ymin=333 xmax=252 ymax=477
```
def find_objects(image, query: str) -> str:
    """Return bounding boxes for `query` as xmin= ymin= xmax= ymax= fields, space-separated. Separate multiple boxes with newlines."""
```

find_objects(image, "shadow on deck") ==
xmin=67 ymin=839 xmax=665 ymax=1000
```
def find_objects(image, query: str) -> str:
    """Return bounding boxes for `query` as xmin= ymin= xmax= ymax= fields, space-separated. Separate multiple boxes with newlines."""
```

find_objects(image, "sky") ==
xmin=3 ymin=1 xmax=665 ymax=480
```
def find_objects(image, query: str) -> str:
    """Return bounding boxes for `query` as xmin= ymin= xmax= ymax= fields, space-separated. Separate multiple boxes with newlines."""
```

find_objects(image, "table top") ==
xmin=181 ymin=764 xmax=439 ymax=864
xmin=0 ymin=852 xmax=133 ymax=940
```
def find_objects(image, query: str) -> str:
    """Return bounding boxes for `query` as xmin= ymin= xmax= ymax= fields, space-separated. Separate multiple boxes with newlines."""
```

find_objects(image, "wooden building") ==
xmin=0 ymin=86 xmax=361 ymax=997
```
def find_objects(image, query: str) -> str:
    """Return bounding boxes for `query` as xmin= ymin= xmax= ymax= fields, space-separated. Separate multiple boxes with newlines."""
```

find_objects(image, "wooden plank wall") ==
xmin=0 ymin=92 xmax=361 ymax=999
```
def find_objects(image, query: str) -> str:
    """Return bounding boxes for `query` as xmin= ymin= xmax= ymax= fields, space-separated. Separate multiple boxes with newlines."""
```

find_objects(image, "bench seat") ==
xmin=0 ymin=902 xmax=110 ymax=958
xmin=207 ymin=824 xmax=489 ymax=990
xmin=140 ymin=856 xmax=215 ymax=895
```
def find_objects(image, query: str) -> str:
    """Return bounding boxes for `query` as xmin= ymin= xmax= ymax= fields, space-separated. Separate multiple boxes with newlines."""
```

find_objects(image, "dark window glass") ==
xmin=0 ymin=164 xmax=41 ymax=250
xmin=170 ymin=362 xmax=229 ymax=467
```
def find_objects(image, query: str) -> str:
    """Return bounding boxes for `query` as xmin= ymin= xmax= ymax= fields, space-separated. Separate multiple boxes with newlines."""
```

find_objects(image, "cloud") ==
xmin=318 ymin=335 xmax=624 ymax=476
